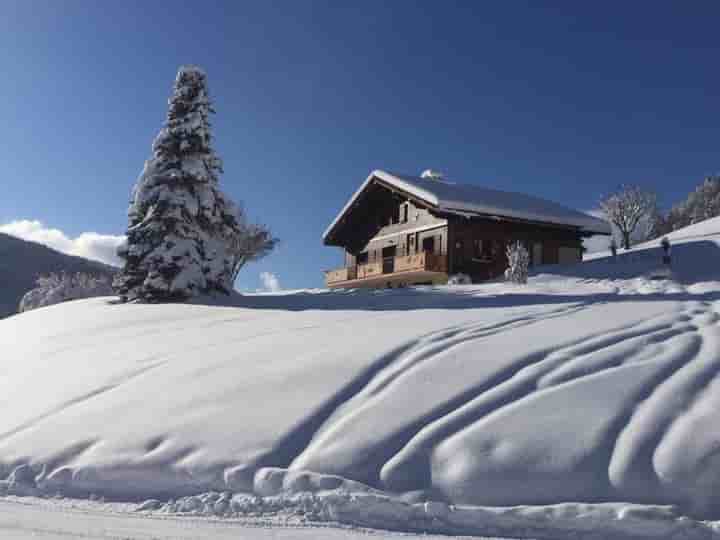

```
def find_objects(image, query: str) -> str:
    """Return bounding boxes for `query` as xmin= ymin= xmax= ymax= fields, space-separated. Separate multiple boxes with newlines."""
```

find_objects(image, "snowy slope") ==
xmin=2 ymin=218 xmax=720 ymax=534
xmin=0 ymin=233 xmax=115 ymax=319
xmin=575 ymin=215 xmax=720 ymax=284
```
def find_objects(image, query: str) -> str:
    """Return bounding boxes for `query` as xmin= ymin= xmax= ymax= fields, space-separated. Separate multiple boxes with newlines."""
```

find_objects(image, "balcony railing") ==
xmin=325 ymin=251 xmax=447 ymax=286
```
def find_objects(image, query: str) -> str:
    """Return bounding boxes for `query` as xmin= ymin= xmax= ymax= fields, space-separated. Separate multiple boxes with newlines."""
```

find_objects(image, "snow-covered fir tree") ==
xmin=114 ymin=66 xmax=275 ymax=302
xmin=504 ymin=241 xmax=529 ymax=284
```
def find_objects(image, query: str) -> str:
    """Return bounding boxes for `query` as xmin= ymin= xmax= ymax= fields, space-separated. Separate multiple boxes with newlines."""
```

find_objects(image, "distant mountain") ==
xmin=0 ymin=232 xmax=116 ymax=318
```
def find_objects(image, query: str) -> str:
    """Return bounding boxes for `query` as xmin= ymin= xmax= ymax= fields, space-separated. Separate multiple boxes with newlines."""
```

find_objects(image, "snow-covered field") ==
xmin=3 ymin=218 xmax=720 ymax=538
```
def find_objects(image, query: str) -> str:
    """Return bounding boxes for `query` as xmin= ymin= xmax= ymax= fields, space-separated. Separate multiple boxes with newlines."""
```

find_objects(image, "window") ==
xmin=454 ymin=238 xmax=465 ymax=266
xmin=473 ymin=239 xmax=494 ymax=260
xmin=402 ymin=204 xmax=409 ymax=223
xmin=422 ymin=236 xmax=435 ymax=253
xmin=382 ymin=245 xmax=397 ymax=259
xmin=406 ymin=233 xmax=415 ymax=256
xmin=357 ymin=252 xmax=369 ymax=265
xmin=532 ymin=243 xmax=543 ymax=266
xmin=389 ymin=203 xmax=401 ymax=225
xmin=473 ymin=239 xmax=483 ymax=258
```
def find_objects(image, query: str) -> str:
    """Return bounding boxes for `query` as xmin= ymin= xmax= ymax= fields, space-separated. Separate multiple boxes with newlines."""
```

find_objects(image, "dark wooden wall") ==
xmin=344 ymin=199 xmax=447 ymax=266
xmin=447 ymin=217 xmax=583 ymax=280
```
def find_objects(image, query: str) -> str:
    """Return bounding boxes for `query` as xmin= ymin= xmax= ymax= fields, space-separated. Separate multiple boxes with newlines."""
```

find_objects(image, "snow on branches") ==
xmin=504 ymin=241 xmax=529 ymax=284
xmin=113 ymin=66 xmax=276 ymax=302
xmin=650 ymin=176 xmax=720 ymax=238
xmin=600 ymin=186 xmax=657 ymax=250
xmin=19 ymin=272 xmax=113 ymax=312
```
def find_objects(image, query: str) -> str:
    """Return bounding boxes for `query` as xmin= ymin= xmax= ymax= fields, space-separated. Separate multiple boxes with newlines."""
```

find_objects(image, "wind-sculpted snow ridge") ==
xmin=131 ymin=489 xmax=719 ymax=540
xmin=2 ymin=224 xmax=720 ymax=538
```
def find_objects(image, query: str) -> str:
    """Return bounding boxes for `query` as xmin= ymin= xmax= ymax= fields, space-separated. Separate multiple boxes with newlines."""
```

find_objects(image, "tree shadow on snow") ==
xmin=216 ymin=288 xmax=720 ymax=312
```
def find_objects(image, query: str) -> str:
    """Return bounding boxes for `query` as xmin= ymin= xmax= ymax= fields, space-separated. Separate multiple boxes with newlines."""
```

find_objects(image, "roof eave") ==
xmin=322 ymin=169 xmax=438 ymax=244
xmin=436 ymin=205 xmax=611 ymax=235
xmin=322 ymin=171 xmax=379 ymax=243
xmin=323 ymin=169 xmax=613 ymax=242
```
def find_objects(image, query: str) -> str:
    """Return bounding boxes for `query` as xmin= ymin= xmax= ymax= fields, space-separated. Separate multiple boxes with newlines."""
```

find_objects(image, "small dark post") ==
xmin=661 ymin=237 xmax=671 ymax=267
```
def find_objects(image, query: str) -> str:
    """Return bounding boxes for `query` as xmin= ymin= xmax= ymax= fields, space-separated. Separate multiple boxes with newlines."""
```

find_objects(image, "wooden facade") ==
xmin=323 ymin=173 xmax=604 ymax=289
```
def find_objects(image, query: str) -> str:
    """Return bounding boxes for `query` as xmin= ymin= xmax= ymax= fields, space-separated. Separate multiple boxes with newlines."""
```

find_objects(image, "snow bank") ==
xmin=324 ymin=494 xmax=719 ymax=540
xmin=131 ymin=488 xmax=718 ymax=539
xmin=3 ymin=218 xmax=720 ymax=537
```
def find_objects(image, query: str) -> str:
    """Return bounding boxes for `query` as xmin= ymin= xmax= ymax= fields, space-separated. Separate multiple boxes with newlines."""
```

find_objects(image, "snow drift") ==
xmin=2 ymin=218 xmax=720 ymax=532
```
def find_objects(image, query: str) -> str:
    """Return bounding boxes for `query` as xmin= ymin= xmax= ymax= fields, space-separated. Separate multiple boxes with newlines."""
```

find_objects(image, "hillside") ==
xmin=1 ymin=219 xmax=720 ymax=538
xmin=0 ymin=232 xmax=116 ymax=318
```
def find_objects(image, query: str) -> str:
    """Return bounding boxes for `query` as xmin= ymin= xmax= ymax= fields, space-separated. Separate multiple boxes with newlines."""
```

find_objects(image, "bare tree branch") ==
xmin=600 ymin=186 xmax=656 ymax=249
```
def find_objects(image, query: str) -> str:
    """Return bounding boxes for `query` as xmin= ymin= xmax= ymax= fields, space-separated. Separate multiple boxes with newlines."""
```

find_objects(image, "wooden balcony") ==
xmin=324 ymin=267 xmax=357 ymax=283
xmin=325 ymin=252 xmax=448 ymax=288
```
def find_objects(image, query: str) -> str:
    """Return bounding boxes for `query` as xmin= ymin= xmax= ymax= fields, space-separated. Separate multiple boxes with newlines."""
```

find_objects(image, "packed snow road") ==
xmin=0 ymin=498 xmax=505 ymax=540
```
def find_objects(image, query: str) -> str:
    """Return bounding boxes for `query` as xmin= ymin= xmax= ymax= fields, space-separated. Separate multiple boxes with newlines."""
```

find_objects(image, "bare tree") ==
xmin=504 ymin=241 xmax=529 ymax=284
xmin=226 ymin=223 xmax=278 ymax=284
xmin=600 ymin=186 xmax=657 ymax=250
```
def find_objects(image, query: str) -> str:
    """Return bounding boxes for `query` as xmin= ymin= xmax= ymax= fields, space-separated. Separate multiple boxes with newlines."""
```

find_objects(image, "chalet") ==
xmin=323 ymin=170 xmax=611 ymax=288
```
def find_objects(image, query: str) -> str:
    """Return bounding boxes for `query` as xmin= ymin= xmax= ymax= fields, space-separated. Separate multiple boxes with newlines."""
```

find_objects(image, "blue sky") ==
xmin=1 ymin=1 xmax=718 ymax=290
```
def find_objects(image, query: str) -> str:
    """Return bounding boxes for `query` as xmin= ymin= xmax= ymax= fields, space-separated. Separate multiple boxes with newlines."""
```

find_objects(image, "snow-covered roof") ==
xmin=324 ymin=170 xmax=611 ymax=240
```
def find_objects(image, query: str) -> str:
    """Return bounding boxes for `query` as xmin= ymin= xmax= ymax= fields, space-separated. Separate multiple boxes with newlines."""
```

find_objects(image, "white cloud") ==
xmin=258 ymin=271 xmax=281 ymax=292
xmin=0 ymin=220 xmax=125 ymax=266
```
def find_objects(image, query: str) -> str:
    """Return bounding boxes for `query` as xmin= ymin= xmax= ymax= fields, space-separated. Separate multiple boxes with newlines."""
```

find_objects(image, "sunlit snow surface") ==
xmin=2 ymin=218 xmax=720 ymax=536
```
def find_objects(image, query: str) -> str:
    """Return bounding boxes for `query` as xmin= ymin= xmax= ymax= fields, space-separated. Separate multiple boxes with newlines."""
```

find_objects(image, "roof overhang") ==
xmin=323 ymin=170 xmax=611 ymax=245
xmin=323 ymin=171 xmax=428 ymax=245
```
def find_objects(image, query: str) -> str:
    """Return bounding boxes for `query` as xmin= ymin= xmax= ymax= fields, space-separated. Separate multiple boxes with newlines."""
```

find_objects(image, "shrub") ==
xmin=447 ymin=273 xmax=472 ymax=285
xmin=504 ymin=241 xmax=529 ymax=284
xmin=19 ymin=272 xmax=113 ymax=312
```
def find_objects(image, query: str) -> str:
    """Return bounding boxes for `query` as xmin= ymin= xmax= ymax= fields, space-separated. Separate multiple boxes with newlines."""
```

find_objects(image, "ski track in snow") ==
xmin=3 ymin=222 xmax=720 ymax=537
xmin=0 ymin=360 xmax=169 ymax=446
xmin=292 ymin=299 xmax=715 ymax=493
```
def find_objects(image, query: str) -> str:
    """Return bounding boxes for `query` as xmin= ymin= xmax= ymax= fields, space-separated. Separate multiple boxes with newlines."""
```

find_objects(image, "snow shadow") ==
xmin=181 ymin=239 xmax=720 ymax=312
xmin=197 ymin=287 xmax=720 ymax=313
xmin=574 ymin=239 xmax=720 ymax=283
